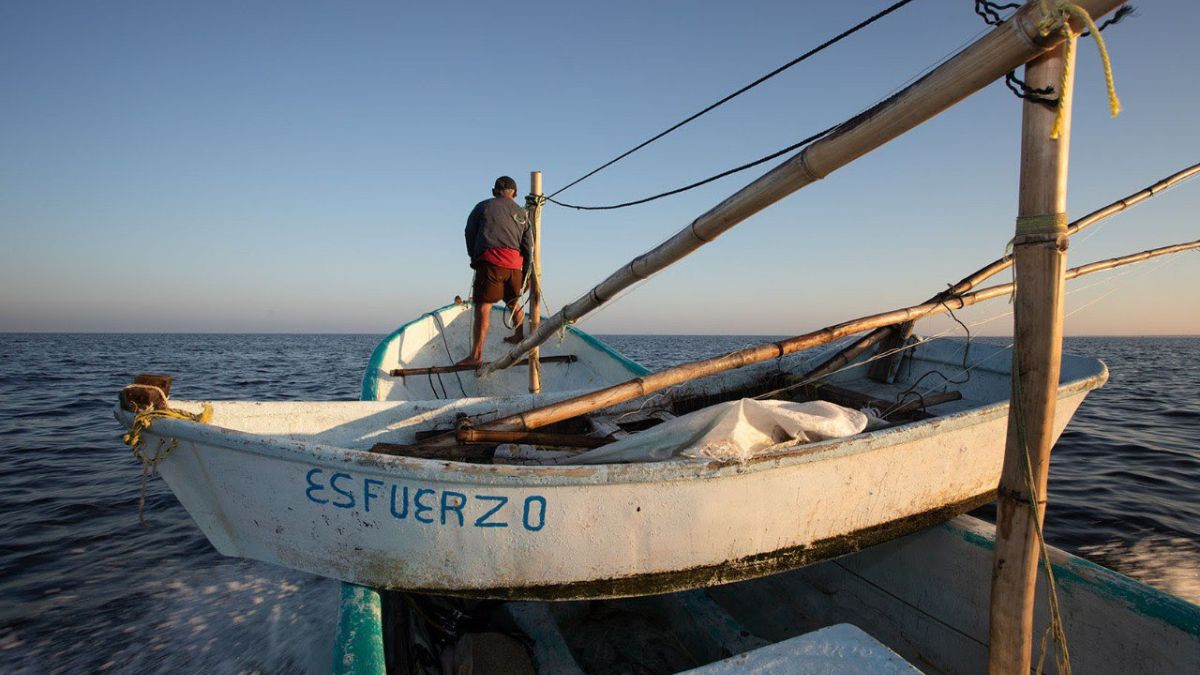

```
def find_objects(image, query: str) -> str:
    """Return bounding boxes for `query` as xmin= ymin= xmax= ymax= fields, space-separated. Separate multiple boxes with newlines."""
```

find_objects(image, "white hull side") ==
xmin=133 ymin=390 xmax=1089 ymax=598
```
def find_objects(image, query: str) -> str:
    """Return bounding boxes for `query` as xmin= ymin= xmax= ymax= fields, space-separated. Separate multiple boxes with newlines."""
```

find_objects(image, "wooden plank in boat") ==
xmin=369 ymin=441 xmax=494 ymax=462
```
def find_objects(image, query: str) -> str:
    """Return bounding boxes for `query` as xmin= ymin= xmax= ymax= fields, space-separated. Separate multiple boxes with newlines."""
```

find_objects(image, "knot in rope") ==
xmin=557 ymin=308 xmax=576 ymax=342
xmin=1036 ymin=1 xmax=1121 ymax=139
xmin=525 ymin=193 xmax=547 ymax=210
xmin=122 ymin=404 xmax=213 ymax=459
xmin=122 ymin=403 xmax=213 ymax=524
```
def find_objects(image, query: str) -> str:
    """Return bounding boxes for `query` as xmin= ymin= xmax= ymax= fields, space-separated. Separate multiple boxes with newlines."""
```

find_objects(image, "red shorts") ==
xmin=472 ymin=262 xmax=522 ymax=304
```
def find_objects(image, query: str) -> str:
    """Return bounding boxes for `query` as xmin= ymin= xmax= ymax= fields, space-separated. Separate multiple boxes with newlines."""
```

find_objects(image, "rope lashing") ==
xmin=1036 ymin=1 xmax=1121 ymax=139
xmin=975 ymin=0 xmax=1021 ymax=26
xmin=1015 ymin=212 xmax=1069 ymax=236
xmin=121 ymin=402 xmax=213 ymax=524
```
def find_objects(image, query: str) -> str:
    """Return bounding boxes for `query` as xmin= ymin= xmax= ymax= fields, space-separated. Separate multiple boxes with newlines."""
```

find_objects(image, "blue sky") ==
xmin=2 ymin=1 xmax=1197 ymax=335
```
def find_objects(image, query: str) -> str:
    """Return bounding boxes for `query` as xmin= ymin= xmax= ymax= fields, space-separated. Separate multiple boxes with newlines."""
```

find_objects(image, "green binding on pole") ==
xmin=332 ymin=583 xmax=385 ymax=675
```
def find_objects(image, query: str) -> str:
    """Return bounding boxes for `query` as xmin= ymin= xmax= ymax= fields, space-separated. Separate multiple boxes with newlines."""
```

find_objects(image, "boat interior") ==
xmin=163 ymin=319 xmax=1105 ymax=471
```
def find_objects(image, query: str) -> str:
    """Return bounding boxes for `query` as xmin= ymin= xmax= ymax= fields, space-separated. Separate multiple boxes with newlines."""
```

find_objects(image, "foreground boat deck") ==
xmin=373 ymin=515 xmax=1200 ymax=674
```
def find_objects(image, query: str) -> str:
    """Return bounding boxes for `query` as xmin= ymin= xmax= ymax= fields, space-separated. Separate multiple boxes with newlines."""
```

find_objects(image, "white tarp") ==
xmin=572 ymin=398 xmax=868 ymax=464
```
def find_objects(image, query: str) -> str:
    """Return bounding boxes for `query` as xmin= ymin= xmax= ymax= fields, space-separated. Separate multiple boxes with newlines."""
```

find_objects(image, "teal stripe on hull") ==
xmin=360 ymin=302 xmax=649 ymax=401
xmin=956 ymin=522 xmax=1200 ymax=636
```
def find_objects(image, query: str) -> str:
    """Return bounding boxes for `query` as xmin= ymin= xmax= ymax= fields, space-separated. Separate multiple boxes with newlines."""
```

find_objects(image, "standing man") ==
xmin=457 ymin=176 xmax=532 ymax=367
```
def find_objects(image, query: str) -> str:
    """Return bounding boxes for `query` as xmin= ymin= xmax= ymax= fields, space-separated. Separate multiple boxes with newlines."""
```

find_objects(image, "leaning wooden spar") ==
xmin=479 ymin=0 xmax=1129 ymax=378
xmin=461 ymin=240 xmax=1195 ymax=439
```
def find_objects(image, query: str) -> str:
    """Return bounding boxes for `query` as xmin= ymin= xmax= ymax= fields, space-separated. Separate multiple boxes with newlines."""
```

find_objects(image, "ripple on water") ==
xmin=0 ymin=333 xmax=1197 ymax=671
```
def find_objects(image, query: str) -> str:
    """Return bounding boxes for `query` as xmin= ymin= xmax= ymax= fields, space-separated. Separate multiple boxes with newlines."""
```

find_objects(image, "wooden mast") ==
xmin=528 ymin=171 xmax=543 ymax=393
xmin=987 ymin=38 xmax=1076 ymax=674
xmin=478 ymin=0 xmax=1125 ymax=378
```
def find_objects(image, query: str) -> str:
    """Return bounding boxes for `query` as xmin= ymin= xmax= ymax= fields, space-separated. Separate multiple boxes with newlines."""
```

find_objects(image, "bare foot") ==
xmin=503 ymin=332 xmax=524 ymax=344
xmin=454 ymin=357 xmax=483 ymax=368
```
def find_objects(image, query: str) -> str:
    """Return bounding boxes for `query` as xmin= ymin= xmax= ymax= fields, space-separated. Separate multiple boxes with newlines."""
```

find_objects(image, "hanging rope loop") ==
xmin=1035 ymin=1 xmax=1122 ymax=139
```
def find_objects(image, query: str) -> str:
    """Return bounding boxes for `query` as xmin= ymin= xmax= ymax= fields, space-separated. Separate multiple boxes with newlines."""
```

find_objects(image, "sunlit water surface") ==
xmin=1 ymin=334 xmax=1196 ymax=672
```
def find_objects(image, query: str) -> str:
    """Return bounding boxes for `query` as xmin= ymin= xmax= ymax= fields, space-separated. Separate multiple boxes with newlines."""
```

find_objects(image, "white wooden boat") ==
xmin=115 ymin=303 xmax=1107 ymax=599
xmin=109 ymin=3 xmax=1200 ymax=669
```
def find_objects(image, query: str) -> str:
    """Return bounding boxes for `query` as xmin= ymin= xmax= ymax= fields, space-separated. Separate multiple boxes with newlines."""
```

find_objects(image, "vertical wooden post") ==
xmin=988 ymin=42 xmax=1075 ymax=674
xmin=528 ymin=171 xmax=543 ymax=393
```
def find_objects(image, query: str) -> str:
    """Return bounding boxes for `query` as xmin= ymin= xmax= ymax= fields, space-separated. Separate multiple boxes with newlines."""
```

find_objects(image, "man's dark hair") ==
xmin=492 ymin=175 xmax=518 ymax=197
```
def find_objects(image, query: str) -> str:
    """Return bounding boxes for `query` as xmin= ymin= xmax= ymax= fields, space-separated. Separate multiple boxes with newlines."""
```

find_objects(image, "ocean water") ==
xmin=0 ymin=333 xmax=1197 ymax=673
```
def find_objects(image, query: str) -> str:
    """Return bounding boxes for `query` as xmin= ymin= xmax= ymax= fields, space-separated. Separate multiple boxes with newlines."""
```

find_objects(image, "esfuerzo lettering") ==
xmin=304 ymin=468 xmax=547 ymax=532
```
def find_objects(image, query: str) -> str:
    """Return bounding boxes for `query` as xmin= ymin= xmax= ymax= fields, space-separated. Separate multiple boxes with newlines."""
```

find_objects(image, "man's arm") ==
xmin=465 ymin=203 xmax=482 ymax=259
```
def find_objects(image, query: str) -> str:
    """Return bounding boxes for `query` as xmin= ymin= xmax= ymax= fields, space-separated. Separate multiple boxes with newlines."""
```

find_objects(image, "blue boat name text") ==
xmin=303 ymin=468 xmax=546 ymax=531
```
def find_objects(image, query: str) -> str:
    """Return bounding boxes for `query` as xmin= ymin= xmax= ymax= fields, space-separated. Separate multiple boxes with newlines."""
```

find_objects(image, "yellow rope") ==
xmin=121 ymin=403 xmax=213 ymax=523
xmin=1037 ymin=1 xmax=1121 ymax=139
xmin=1009 ymin=343 xmax=1072 ymax=675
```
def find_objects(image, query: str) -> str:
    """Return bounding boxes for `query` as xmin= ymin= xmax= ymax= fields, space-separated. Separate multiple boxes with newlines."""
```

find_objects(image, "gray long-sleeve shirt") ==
xmin=464 ymin=197 xmax=531 ymax=264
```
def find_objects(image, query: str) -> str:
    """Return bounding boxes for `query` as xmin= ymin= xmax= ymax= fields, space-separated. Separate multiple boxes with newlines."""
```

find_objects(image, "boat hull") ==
xmin=122 ymin=387 xmax=1093 ymax=599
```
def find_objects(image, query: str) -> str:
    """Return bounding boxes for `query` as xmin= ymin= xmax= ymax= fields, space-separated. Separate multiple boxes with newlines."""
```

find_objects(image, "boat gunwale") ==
xmin=360 ymin=302 xmax=649 ymax=401
xmin=113 ymin=358 xmax=1107 ymax=488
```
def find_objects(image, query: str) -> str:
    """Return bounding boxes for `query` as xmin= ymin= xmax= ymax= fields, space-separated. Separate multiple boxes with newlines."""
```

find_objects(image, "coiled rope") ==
xmin=122 ymin=401 xmax=213 ymax=524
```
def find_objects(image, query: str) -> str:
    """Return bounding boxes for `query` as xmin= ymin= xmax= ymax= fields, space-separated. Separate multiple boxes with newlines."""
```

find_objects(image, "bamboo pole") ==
xmin=457 ymin=238 xmax=1199 ymax=438
xmin=529 ymin=171 xmax=543 ymax=393
xmin=478 ymin=0 xmax=1126 ymax=378
xmin=456 ymin=429 xmax=610 ymax=449
xmin=988 ymin=42 xmax=1075 ymax=674
xmin=801 ymin=161 xmax=1200 ymax=384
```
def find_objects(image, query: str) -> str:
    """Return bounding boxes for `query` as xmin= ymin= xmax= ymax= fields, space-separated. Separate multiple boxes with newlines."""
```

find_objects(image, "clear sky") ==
xmin=2 ymin=1 xmax=1197 ymax=335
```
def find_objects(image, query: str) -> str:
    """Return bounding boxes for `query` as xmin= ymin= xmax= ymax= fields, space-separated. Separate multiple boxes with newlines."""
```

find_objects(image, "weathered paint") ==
xmin=954 ymin=516 xmax=1200 ymax=637
xmin=713 ymin=514 xmax=1200 ymax=674
xmin=360 ymin=303 xmax=647 ymax=402
xmin=394 ymin=492 xmax=996 ymax=601
xmin=114 ymin=338 xmax=1106 ymax=599
xmin=332 ymin=583 xmax=384 ymax=675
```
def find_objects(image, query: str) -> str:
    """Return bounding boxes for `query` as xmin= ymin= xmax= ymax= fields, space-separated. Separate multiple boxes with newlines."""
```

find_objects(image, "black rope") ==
xmin=547 ymin=124 xmax=839 ymax=211
xmin=986 ymin=4 xmax=1135 ymax=107
xmin=431 ymin=312 xmax=468 ymax=398
xmin=1005 ymin=71 xmax=1059 ymax=107
xmin=894 ymin=301 xmax=973 ymax=406
xmin=547 ymin=0 xmax=921 ymax=200
xmin=1082 ymin=5 xmax=1136 ymax=37
xmin=973 ymin=0 xmax=1020 ymax=26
